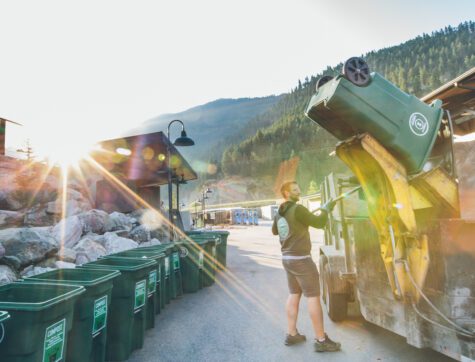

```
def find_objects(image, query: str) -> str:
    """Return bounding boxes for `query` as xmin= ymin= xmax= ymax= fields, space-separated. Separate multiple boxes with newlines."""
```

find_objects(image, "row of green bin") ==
xmin=0 ymin=230 xmax=229 ymax=362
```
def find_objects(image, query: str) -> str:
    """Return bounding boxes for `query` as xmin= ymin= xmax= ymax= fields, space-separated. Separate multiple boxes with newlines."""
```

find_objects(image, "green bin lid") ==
xmin=0 ymin=310 xmax=10 ymax=323
xmin=0 ymin=282 xmax=85 ymax=311
xmin=25 ymin=268 xmax=121 ymax=287
xmin=81 ymin=257 xmax=156 ymax=271
xmin=183 ymin=236 xmax=218 ymax=244
xmin=137 ymin=244 xmax=174 ymax=253
xmin=108 ymin=250 xmax=166 ymax=261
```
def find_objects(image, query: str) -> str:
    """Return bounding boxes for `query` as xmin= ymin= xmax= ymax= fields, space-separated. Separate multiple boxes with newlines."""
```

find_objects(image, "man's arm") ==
xmin=272 ymin=217 xmax=278 ymax=235
xmin=295 ymin=204 xmax=328 ymax=229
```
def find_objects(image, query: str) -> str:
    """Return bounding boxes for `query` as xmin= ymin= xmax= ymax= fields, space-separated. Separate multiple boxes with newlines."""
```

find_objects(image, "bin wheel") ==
xmin=316 ymin=75 xmax=333 ymax=90
xmin=323 ymin=263 xmax=348 ymax=322
xmin=342 ymin=57 xmax=370 ymax=86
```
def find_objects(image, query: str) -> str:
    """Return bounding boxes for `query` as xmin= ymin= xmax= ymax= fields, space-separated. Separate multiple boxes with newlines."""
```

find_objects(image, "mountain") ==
xmin=125 ymin=96 xmax=283 ymax=166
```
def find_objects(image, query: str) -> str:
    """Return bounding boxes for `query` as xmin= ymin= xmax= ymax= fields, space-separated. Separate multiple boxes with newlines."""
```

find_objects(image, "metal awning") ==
xmin=91 ymin=131 xmax=197 ymax=187
xmin=422 ymin=67 xmax=475 ymax=135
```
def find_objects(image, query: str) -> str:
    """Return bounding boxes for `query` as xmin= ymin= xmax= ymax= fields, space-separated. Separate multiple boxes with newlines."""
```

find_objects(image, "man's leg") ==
xmin=286 ymin=293 xmax=301 ymax=335
xmin=307 ymin=296 xmax=325 ymax=340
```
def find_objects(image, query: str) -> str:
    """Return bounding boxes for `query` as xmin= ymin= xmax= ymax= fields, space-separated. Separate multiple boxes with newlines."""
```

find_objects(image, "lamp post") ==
xmin=201 ymin=187 xmax=212 ymax=227
xmin=167 ymin=120 xmax=194 ymax=240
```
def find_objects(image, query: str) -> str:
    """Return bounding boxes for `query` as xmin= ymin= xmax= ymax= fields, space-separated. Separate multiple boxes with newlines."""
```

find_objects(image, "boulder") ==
xmin=0 ymin=227 xmax=58 ymax=268
xmin=52 ymin=216 xmax=83 ymax=248
xmin=0 ymin=210 xmax=25 ymax=228
xmin=55 ymin=261 xmax=76 ymax=269
xmin=21 ymin=266 xmax=55 ymax=278
xmin=0 ymin=190 xmax=24 ymax=211
xmin=79 ymin=210 xmax=110 ymax=234
xmin=46 ymin=199 xmax=92 ymax=217
xmin=129 ymin=225 xmax=151 ymax=243
xmin=24 ymin=204 xmax=55 ymax=226
xmin=0 ymin=265 xmax=17 ymax=285
xmin=57 ymin=247 xmax=77 ymax=263
xmin=1 ymin=256 xmax=21 ymax=270
xmin=140 ymin=238 xmax=161 ymax=247
xmin=73 ymin=237 xmax=107 ymax=264
xmin=107 ymin=212 xmax=134 ymax=232
xmin=101 ymin=232 xmax=138 ymax=254
xmin=37 ymin=257 xmax=58 ymax=268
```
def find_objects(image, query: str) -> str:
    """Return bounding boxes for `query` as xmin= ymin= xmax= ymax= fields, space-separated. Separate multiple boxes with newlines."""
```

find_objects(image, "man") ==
xmin=272 ymin=181 xmax=341 ymax=352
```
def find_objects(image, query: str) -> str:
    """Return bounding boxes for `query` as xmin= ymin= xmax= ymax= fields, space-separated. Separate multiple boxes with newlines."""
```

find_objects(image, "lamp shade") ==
xmin=173 ymin=130 xmax=195 ymax=146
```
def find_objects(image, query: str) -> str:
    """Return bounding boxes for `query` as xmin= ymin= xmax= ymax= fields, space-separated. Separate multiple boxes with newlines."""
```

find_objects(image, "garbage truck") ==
xmin=305 ymin=58 xmax=475 ymax=361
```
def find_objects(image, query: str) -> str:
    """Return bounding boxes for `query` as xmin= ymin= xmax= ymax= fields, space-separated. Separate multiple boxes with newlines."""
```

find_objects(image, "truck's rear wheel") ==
xmin=323 ymin=263 xmax=348 ymax=322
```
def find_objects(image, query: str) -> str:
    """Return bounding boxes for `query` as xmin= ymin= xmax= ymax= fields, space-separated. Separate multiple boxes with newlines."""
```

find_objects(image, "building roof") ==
xmin=422 ymin=67 xmax=475 ymax=136
xmin=91 ymin=131 xmax=197 ymax=186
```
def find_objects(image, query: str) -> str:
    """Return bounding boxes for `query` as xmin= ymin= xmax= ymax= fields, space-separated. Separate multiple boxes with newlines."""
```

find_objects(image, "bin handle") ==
xmin=0 ymin=323 xmax=4 ymax=344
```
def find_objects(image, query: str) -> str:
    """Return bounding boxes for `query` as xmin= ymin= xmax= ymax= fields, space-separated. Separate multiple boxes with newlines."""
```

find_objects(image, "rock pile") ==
xmin=0 ymin=208 xmax=164 ymax=282
xmin=0 ymin=156 xmax=167 ymax=284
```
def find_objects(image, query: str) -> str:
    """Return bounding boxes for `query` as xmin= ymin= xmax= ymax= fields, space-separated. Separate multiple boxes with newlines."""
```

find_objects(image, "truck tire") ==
xmin=323 ymin=263 xmax=348 ymax=322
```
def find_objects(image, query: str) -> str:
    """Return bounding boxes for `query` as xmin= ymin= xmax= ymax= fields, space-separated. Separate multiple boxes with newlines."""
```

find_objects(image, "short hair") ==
xmin=280 ymin=181 xmax=297 ymax=198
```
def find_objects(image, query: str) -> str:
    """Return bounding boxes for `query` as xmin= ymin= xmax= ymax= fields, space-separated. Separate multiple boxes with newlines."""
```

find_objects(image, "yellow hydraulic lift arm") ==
xmin=336 ymin=133 xmax=459 ymax=302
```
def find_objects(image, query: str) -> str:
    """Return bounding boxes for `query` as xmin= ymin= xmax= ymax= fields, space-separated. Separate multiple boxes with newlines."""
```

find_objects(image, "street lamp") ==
xmin=167 ymin=120 xmax=194 ymax=240
xmin=202 ymin=187 xmax=212 ymax=227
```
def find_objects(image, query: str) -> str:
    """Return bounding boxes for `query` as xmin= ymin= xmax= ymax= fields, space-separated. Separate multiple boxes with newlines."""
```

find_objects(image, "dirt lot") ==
xmin=129 ymin=222 xmax=451 ymax=362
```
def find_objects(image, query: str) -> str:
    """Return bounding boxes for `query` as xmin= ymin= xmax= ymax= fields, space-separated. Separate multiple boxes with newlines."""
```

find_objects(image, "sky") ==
xmin=0 ymin=0 xmax=473 ymax=161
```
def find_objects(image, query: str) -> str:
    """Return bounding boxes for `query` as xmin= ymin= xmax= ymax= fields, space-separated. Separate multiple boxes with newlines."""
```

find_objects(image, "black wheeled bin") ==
xmin=26 ymin=268 xmax=120 ymax=362
xmin=107 ymin=250 xmax=166 ymax=322
xmin=79 ymin=257 xmax=156 ymax=361
xmin=0 ymin=282 xmax=84 ymax=362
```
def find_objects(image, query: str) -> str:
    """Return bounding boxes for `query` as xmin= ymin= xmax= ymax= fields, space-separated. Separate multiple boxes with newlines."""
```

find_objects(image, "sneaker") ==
xmin=284 ymin=331 xmax=306 ymax=346
xmin=314 ymin=334 xmax=341 ymax=352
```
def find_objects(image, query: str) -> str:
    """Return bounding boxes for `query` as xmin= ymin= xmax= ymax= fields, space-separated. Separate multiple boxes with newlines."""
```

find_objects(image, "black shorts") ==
xmin=282 ymin=257 xmax=320 ymax=297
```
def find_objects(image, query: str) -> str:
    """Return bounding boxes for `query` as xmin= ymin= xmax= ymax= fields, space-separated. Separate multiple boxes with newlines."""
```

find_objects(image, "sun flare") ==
xmin=33 ymin=131 xmax=98 ymax=171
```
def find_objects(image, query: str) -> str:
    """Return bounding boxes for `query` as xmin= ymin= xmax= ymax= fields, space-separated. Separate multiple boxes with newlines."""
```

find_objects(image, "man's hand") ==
xmin=320 ymin=199 xmax=337 ymax=213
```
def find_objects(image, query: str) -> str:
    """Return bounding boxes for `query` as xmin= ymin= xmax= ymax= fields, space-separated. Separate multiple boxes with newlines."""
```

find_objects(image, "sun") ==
xmin=33 ymin=131 xmax=98 ymax=171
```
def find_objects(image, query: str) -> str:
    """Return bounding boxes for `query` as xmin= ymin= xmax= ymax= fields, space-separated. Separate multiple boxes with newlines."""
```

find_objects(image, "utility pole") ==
xmin=16 ymin=139 xmax=34 ymax=161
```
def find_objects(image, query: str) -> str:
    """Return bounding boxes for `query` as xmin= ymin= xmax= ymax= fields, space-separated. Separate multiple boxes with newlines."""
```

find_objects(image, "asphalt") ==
xmin=128 ymin=222 xmax=452 ymax=362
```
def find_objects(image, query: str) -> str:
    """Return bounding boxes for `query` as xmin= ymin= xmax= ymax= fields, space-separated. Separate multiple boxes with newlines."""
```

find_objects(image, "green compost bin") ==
xmin=26 ymin=268 xmax=120 ymax=362
xmin=305 ymin=73 xmax=444 ymax=174
xmin=185 ymin=234 xmax=219 ymax=287
xmin=194 ymin=236 xmax=218 ymax=287
xmin=179 ymin=235 xmax=217 ymax=289
xmin=79 ymin=257 xmax=156 ymax=361
xmin=0 ymin=282 xmax=84 ymax=362
xmin=138 ymin=243 xmax=183 ymax=302
xmin=0 ymin=311 xmax=10 ymax=347
xmin=173 ymin=240 xmax=205 ymax=293
xmin=107 ymin=250 xmax=166 ymax=320
xmin=186 ymin=230 xmax=230 ymax=270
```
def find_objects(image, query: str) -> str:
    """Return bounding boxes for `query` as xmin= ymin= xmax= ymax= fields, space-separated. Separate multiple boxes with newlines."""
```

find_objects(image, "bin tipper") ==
xmin=305 ymin=58 xmax=475 ymax=361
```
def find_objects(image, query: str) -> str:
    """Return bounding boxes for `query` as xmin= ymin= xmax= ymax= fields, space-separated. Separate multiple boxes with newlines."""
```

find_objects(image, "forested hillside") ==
xmin=220 ymin=21 xmax=475 ymax=195
xmin=127 ymin=96 xmax=282 ymax=163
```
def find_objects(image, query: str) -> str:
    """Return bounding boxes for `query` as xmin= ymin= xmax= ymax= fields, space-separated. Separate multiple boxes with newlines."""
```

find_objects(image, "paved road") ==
xmin=129 ymin=223 xmax=452 ymax=362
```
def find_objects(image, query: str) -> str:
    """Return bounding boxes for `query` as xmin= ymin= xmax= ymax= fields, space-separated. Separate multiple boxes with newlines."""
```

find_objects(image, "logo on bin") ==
xmin=92 ymin=295 xmax=108 ymax=335
xmin=43 ymin=319 xmax=66 ymax=362
xmin=179 ymin=246 xmax=189 ymax=258
xmin=409 ymin=112 xmax=429 ymax=136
